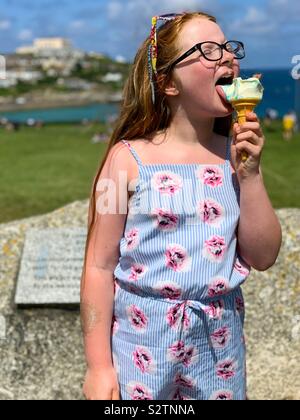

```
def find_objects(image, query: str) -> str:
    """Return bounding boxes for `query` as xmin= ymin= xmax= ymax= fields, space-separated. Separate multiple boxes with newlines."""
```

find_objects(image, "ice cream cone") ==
xmin=232 ymin=99 xmax=260 ymax=162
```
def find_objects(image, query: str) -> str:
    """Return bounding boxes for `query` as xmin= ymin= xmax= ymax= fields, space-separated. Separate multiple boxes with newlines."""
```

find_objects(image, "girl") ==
xmin=80 ymin=12 xmax=282 ymax=400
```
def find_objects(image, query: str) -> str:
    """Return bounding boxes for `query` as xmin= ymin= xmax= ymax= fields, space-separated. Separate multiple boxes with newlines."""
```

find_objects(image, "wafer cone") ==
xmin=232 ymin=99 xmax=260 ymax=162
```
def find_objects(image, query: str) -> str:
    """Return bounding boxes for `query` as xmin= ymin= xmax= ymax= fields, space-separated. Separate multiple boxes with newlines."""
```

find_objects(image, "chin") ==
xmin=213 ymin=108 xmax=233 ymax=118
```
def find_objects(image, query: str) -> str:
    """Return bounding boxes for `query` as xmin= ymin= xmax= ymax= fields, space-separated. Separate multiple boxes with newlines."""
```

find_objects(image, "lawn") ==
xmin=0 ymin=121 xmax=299 ymax=224
xmin=0 ymin=123 xmax=108 ymax=224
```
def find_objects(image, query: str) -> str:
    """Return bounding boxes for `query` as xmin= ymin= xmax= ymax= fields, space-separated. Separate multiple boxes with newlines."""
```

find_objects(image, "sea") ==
xmin=0 ymin=68 xmax=298 ymax=124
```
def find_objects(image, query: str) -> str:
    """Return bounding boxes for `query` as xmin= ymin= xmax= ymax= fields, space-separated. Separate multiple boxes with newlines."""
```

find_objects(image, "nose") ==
xmin=220 ymin=48 xmax=235 ymax=67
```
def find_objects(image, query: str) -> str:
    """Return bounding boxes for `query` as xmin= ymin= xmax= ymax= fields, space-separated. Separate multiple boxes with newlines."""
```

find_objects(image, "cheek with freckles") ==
xmin=176 ymin=63 xmax=217 ymax=108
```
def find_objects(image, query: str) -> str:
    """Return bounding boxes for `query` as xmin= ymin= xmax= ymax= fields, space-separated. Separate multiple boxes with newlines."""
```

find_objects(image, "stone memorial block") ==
xmin=15 ymin=228 xmax=87 ymax=305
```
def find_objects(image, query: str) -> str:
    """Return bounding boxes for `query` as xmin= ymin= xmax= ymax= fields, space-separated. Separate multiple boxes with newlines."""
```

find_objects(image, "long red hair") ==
xmin=82 ymin=12 xmax=232 ymax=281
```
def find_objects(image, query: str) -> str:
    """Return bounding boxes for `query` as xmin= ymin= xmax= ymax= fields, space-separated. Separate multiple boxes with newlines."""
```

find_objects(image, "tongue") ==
xmin=215 ymin=85 xmax=229 ymax=102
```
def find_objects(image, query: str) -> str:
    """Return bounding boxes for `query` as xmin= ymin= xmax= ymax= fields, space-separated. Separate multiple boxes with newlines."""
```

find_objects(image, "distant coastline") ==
xmin=0 ymin=91 xmax=123 ymax=113
xmin=0 ymin=68 xmax=297 ymax=121
xmin=0 ymin=102 xmax=120 ymax=124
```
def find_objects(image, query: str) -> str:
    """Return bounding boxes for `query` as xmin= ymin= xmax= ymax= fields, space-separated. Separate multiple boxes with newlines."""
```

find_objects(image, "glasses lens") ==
xmin=226 ymin=41 xmax=245 ymax=59
xmin=201 ymin=42 xmax=222 ymax=61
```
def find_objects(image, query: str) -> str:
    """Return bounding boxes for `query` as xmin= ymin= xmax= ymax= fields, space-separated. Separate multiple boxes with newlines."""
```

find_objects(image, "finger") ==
xmin=235 ymin=131 xmax=262 ymax=146
xmin=236 ymin=125 xmax=263 ymax=140
xmin=252 ymin=73 xmax=262 ymax=80
xmin=245 ymin=112 xmax=260 ymax=122
xmin=237 ymin=122 xmax=262 ymax=133
xmin=235 ymin=140 xmax=261 ymax=158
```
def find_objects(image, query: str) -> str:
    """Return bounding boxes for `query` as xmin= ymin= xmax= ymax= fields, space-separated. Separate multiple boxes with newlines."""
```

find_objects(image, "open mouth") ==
xmin=215 ymin=75 xmax=234 ymax=86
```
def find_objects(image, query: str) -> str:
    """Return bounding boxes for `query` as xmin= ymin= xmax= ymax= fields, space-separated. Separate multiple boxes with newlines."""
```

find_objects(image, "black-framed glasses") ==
xmin=169 ymin=40 xmax=245 ymax=70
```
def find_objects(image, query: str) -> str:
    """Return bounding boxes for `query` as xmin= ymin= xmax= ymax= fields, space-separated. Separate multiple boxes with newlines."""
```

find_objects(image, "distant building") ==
xmin=16 ymin=37 xmax=84 ymax=59
xmin=34 ymin=38 xmax=72 ymax=50
xmin=0 ymin=69 xmax=42 ymax=87
xmin=15 ymin=37 xmax=85 ymax=78
xmin=102 ymin=72 xmax=123 ymax=83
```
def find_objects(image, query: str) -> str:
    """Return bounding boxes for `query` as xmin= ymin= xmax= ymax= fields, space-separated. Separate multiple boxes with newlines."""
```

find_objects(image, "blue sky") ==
xmin=0 ymin=0 xmax=299 ymax=69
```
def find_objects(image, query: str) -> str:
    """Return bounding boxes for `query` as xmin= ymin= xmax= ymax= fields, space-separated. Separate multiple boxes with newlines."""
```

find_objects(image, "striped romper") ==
xmin=111 ymin=137 xmax=251 ymax=400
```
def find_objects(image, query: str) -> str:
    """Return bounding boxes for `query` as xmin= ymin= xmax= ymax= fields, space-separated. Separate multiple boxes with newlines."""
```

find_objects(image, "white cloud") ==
xmin=268 ymin=0 xmax=300 ymax=23
xmin=107 ymin=1 xmax=123 ymax=19
xmin=230 ymin=6 xmax=276 ymax=36
xmin=18 ymin=29 xmax=33 ymax=41
xmin=104 ymin=0 xmax=219 ymax=56
xmin=70 ymin=20 xmax=86 ymax=30
xmin=100 ymin=0 xmax=298 ymax=67
xmin=0 ymin=20 xmax=11 ymax=30
xmin=107 ymin=0 xmax=215 ymax=21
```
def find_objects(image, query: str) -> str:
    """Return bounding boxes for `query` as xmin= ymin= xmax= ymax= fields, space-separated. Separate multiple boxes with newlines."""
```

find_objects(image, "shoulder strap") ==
xmin=121 ymin=140 xmax=143 ymax=166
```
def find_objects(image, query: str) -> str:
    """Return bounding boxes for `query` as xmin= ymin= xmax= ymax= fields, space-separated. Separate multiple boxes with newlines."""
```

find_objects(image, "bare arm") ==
xmin=80 ymin=143 xmax=131 ymax=372
xmin=237 ymin=169 xmax=282 ymax=271
xmin=231 ymin=110 xmax=283 ymax=272
xmin=81 ymin=268 xmax=116 ymax=369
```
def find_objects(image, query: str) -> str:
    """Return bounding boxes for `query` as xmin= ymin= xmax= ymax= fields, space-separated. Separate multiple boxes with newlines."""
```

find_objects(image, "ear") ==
xmin=157 ymin=74 xmax=179 ymax=97
xmin=164 ymin=79 xmax=179 ymax=97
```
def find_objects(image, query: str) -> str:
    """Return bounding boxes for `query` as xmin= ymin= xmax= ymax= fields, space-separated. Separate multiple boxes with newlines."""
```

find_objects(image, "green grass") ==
xmin=261 ymin=121 xmax=300 ymax=208
xmin=0 ymin=123 xmax=108 ymax=224
xmin=0 ymin=121 xmax=299 ymax=224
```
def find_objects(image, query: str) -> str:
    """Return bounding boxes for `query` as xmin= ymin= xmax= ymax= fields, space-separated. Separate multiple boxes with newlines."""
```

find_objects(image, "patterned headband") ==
xmin=148 ymin=13 xmax=184 ymax=104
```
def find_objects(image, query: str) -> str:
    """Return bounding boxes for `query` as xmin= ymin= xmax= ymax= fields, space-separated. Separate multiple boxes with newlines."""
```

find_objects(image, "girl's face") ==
xmin=171 ymin=18 xmax=240 ymax=118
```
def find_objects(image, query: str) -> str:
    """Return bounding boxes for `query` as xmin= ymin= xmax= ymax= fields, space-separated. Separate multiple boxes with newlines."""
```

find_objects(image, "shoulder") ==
xmin=104 ymin=139 xmax=146 ymax=183
xmin=104 ymin=140 xmax=135 ymax=170
xmin=108 ymin=139 xmax=149 ymax=160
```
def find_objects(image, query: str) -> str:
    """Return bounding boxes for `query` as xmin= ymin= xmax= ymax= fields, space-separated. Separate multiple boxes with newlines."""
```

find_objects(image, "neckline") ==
xmin=122 ymin=138 xmax=232 ymax=169
xmin=142 ymin=161 xmax=229 ymax=167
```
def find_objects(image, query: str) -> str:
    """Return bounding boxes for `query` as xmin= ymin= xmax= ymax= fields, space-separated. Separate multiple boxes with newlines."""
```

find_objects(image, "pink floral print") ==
xmin=167 ymin=341 xmax=198 ymax=367
xmin=128 ymin=263 xmax=148 ymax=281
xmin=203 ymin=235 xmax=227 ymax=262
xmin=196 ymin=166 xmax=224 ymax=188
xmin=207 ymin=277 xmax=229 ymax=297
xmin=210 ymin=327 xmax=231 ymax=349
xmin=152 ymin=171 xmax=183 ymax=195
xmin=165 ymin=244 xmax=191 ymax=272
xmin=209 ymin=390 xmax=234 ymax=400
xmin=133 ymin=346 xmax=156 ymax=374
xmin=125 ymin=228 xmax=139 ymax=250
xmin=174 ymin=372 xmax=196 ymax=388
xmin=170 ymin=388 xmax=193 ymax=400
xmin=126 ymin=381 xmax=153 ymax=400
xmin=166 ymin=302 xmax=190 ymax=331
xmin=151 ymin=208 xmax=179 ymax=232
xmin=126 ymin=304 xmax=148 ymax=332
xmin=153 ymin=281 xmax=182 ymax=300
xmin=234 ymin=255 xmax=250 ymax=276
xmin=216 ymin=359 xmax=237 ymax=380
xmin=116 ymin=140 xmax=247 ymax=400
xmin=197 ymin=198 xmax=225 ymax=227
xmin=204 ymin=299 xmax=225 ymax=320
